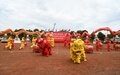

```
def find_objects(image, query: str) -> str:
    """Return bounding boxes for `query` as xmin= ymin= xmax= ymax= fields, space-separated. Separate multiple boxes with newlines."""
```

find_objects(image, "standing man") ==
xmin=64 ymin=33 xmax=70 ymax=47
xmin=106 ymin=38 xmax=111 ymax=51
xmin=96 ymin=39 xmax=100 ymax=51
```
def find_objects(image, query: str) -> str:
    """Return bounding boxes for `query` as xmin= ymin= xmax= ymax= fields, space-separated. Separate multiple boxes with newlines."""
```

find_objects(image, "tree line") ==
xmin=0 ymin=29 xmax=120 ymax=42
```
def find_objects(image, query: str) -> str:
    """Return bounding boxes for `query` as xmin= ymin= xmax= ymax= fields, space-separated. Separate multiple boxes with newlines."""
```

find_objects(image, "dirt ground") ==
xmin=0 ymin=43 xmax=120 ymax=75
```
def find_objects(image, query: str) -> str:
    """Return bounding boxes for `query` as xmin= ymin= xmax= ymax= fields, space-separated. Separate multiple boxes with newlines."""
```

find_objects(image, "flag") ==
xmin=55 ymin=29 xmax=57 ymax=32
xmin=48 ymin=29 xmax=50 ymax=31
xmin=68 ymin=29 xmax=70 ymax=31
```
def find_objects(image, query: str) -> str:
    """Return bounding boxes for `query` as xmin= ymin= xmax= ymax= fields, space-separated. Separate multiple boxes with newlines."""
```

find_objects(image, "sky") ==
xmin=0 ymin=0 xmax=120 ymax=33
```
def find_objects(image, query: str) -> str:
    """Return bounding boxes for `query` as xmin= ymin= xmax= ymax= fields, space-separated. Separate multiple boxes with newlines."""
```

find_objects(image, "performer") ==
xmin=5 ymin=36 xmax=14 ymax=50
xmin=84 ymin=37 xmax=90 ymax=45
xmin=31 ymin=37 xmax=37 ymax=48
xmin=69 ymin=33 xmax=78 ymax=59
xmin=71 ymin=38 xmax=87 ymax=64
xmin=47 ymin=33 xmax=55 ymax=47
xmin=19 ymin=37 xmax=25 ymax=50
xmin=35 ymin=38 xmax=52 ymax=56
xmin=106 ymin=38 xmax=111 ymax=51
xmin=99 ymin=40 xmax=103 ymax=47
xmin=71 ymin=32 xmax=77 ymax=38
xmin=95 ymin=39 xmax=100 ymax=51
xmin=64 ymin=33 xmax=70 ymax=47
xmin=113 ymin=39 xmax=117 ymax=50
xmin=70 ymin=38 xmax=76 ymax=60
xmin=24 ymin=38 xmax=27 ymax=46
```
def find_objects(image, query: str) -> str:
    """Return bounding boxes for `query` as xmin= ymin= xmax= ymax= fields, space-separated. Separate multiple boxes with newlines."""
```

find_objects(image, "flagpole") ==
xmin=52 ymin=23 xmax=56 ymax=31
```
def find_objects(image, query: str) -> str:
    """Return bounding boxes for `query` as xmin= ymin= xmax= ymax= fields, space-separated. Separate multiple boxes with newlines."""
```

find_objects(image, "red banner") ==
xmin=54 ymin=32 xmax=69 ymax=43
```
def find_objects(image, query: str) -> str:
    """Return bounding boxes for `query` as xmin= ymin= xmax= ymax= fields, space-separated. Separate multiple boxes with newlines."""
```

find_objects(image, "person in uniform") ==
xmin=31 ymin=37 xmax=37 ymax=48
xmin=64 ymin=33 xmax=70 ymax=47
xmin=5 ymin=36 xmax=14 ymax=50
xmin=106 ymin=38 xmax=111 ymax=51
xmin=47 ymin=33 xmax=55 ymax=47
xmin=19 ymin=37 xmax=25 ymax=50
xmin=96 ymin=39 xmax=100 ymax=51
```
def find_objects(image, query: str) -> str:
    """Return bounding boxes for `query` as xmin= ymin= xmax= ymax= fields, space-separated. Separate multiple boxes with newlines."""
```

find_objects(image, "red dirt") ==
xmin=0 ymin=43 xmax=120 ymax=75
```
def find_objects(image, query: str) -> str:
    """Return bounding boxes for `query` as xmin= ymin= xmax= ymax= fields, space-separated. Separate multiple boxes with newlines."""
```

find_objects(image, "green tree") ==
xmin=77 ymin=30 xmax=88 ymax=34
xmin=118 ymin=34 xmax=120 ymax=38
xmin=26 ymin=29 xmax=33 ymax=32
xmin=107 ymin=34 xmax=114 ymax=40
xmin=0 ymin=34 xmax=4 ymax=41
xmin=18 ymin=33 xmax=27 ymax=40
xmin=14 ymin=29 xmax=20 ymax=32
xmin=29 ymin=34 xmax=38 ymax=42
xmin=34 ymin=29 xmax=39 ymax=32
xmin=7 ymin=33 xmax=12 ymax=38
xmin=7 ymin=32 xmax=16 ymax=39
xmin=0 ymin=34 xmax=4 ymax=38
xmin=90 ymin=34 xmax=95 ymax=43
xmin=97 ymin=32 xmax=105 ymax=41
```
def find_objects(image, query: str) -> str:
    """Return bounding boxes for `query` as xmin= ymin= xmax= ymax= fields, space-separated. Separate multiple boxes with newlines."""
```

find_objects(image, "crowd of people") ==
xmin=3 ymin=31 xmax=119 ymax=64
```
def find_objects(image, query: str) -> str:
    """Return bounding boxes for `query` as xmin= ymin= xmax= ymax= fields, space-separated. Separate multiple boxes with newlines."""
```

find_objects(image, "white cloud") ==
xmin=0 ymin=0 xmax=120 ymax=33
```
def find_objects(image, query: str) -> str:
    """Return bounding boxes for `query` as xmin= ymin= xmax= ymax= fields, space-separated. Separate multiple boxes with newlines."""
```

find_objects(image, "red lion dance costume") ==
xmin=84 ymin=38 xmax=93 ymax=53
xmin=34 ymin=38 xmax=52 ymax=56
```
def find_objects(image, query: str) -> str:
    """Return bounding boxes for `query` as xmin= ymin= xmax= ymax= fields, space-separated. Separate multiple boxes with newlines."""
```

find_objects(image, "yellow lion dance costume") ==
xmin=71 ymin=39 xmax=87 ymax=64
xmin=70 ymin=38 xmax=76 ymax=60
xmin=48 ymin=34 xmax=55 ymax=47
